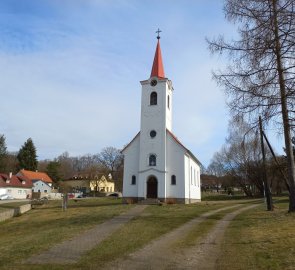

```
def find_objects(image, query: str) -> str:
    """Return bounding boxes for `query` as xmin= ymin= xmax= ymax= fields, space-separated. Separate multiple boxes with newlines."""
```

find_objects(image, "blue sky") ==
xmin=0 ymin=0 xmax=285 ymax=166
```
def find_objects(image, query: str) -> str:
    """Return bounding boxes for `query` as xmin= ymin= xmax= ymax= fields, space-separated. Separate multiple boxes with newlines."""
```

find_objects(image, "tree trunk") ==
xmin=272 ymin=0 xmax=295 ymax=212
xmin=259 ymin=116 xmax=273 ymax=211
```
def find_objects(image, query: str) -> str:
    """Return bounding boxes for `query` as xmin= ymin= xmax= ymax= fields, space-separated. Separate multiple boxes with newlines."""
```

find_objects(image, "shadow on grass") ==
xmin=202 ymin=194 xmax=263 ymax=201
xmin=33 ymin=199 xmax=125 ymax=210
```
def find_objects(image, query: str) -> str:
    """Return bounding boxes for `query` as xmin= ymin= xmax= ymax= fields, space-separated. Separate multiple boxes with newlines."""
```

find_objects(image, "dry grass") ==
xmin=2 ymin=196 xmax=293 ymax=270
xmin=74 ymin=201 xmax=235 ymax=269
xmin=0 ymin=198 xmax=231 ymax=270
xmin=171 ymin=206 xmax=245 ymax=249
xmin=0 ymin=198 xmax=132 ymax=270
xmin=217 ymin=197 xmax=295 ymax=270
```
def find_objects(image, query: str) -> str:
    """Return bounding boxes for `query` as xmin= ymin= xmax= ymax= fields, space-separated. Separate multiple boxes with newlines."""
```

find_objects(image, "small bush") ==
xmin=126 ymin=198 xmax=136 ymax=204
xmin=165 ymin=198 xmax=177 ymax=204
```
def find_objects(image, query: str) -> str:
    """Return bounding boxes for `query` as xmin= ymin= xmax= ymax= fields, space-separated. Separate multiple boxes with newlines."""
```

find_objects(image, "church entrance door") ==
xmin=147 ymin=176 xmax=158 ymax=198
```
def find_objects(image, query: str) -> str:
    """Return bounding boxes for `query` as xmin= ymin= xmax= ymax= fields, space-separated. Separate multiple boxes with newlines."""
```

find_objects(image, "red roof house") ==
xmin=0 ymin=173 xmax=33 ymax=199
xmin=17 ymin=169 xmax=53 ymax=184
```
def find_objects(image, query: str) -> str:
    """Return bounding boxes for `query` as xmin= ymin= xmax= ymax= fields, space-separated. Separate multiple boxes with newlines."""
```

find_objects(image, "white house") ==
xmin=17 ymin=169 xmax=53 ymax=193
xmin=0 ymin=173 xmax=33 ymax=199
xmin=31 ymin=180 xmax=52 ymax=193
xmin=122 ymin=36 xmax=201 ymax=204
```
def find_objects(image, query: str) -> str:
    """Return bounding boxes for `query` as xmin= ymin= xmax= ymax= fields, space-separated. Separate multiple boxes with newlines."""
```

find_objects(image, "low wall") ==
xmin=18 ymin=204 xmax=31 ymax=214
xmin=0 ymin=203 xmax=31 ymax=222
xmin=0 ymin=209 xmax=15 ymax=222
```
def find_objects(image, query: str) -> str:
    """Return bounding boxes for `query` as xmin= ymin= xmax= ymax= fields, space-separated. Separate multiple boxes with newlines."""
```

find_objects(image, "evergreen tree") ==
xmin=46 ymin=161 xmax=62 ymax=183
xmin=0 ymin=134 xmax=8 ymax=171
xmin=17 ymin=138 xmax=38 ymax=171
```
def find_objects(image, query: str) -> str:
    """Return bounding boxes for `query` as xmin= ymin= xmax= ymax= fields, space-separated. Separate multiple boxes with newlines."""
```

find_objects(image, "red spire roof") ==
xmin=150 ymin=40 xmax=165 ymax=78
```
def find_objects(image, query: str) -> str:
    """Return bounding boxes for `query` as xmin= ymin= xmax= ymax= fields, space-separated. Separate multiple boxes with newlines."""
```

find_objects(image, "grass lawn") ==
xmin=217 ymin=197 xmax=295 ymax=270
xmin=1 ymin=196 xmax=293 ymax=270
xmin=0 ymin=198 xmax=132 ymax=270
xmin=75 ymin=200 xmax=235 ymax=270
xmin=2 ymin=198 xmax=240 ymax=270
xmin=202 ymin=191 xmax=256 ymax=201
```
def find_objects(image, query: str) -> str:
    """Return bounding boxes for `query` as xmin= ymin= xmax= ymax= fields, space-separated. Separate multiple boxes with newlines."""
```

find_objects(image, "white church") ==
xmin=122 ymin=35 xmax=201 ymax=204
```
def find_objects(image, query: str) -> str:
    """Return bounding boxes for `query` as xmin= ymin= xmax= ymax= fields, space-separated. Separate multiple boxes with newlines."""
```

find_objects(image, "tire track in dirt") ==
xmin=107 ymin=204 xmax=257 ymax=270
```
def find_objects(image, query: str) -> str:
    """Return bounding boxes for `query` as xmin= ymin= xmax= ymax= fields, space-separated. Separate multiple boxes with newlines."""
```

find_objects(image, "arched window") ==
xmin=131 ymin=175 xmax=136 ymax=185
xmin=167 ymin=95 xmax=170 ymax=109
xmin=149 ymin=154 xmax=156 ymax=166
xmin=150 ymin=92 xmax=157 ymax=105
xmin=171 ymin=175 xmax=176 ymax=185
xmin=194 ymin=169 xmax=196 ymax=186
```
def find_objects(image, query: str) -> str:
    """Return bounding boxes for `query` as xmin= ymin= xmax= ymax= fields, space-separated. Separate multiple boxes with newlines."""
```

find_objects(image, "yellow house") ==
xmin=64 ymin=174 xmax=114 ymax=194
xmin=90 ymin=175 xmax=114 ymax=193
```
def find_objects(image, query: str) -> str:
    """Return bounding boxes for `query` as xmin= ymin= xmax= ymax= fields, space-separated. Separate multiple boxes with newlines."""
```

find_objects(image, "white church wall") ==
xmin=184 ymin=155 xmax=201 ymax=201
xmin=165 ymin=81 xmax=173 ymax=132
xmin=166 ymin=133 xmax=186 ymax=199
xmin=139 ymin=79 xmax=169 ymax=174
xmin=122 ymin=135 xmax=140 ymax=198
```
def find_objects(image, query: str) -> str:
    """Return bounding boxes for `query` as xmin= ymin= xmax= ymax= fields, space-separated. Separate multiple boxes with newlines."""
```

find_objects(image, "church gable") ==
xmin=166 ymin=129 xmax=202 ymax=166
xmin=122 ymin=132 xmax=140 ymax=154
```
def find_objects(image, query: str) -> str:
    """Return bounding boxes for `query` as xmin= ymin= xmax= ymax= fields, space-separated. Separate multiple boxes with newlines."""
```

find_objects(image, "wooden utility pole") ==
xmin=62 ymin=193 xmax=68 ymax=211
xmin=262 ymin=131 xmax=290 ymax=193
xmin=259 ymin=116 xmax=273 ymax=211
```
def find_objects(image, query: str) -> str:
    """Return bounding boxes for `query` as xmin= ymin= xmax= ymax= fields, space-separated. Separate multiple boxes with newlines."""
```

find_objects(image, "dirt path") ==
xmin=107 ymin=204 xmax=258 ymax=270
xmin=25 ymin=205 xmax=147 ymax=265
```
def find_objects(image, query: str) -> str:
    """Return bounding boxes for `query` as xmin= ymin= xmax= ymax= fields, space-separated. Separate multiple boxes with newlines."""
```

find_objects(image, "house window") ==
xmin=18 ymin=190 xmax=22 ymax=194
xmin=171 ymin=175 xmax=176 ymax=185
xmin=149 ymin=154 xmax=156 ymax=166
xmin=150 ymin=92 xmax=157 ymax=105
xmin=131 ymin=175 xmax=136 ymax=185
xmin=167 ymin=95 xmax=170 ymax=109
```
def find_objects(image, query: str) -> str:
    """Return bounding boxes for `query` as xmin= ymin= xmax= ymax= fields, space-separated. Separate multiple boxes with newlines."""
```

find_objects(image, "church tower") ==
xmin=138 ymin=35 xmax=173 ymax=199
xmin=122 ymin=32 xmax=201 ymax=204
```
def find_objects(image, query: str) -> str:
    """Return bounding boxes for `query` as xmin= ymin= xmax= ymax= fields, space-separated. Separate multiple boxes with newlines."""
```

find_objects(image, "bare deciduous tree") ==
xmin=98 ymin=147 xmax=123 ymax=174
xmin=209 ymin=117 xmax=270 ymax=197
xmin=207 ymin=0 xmax=295 ymax=211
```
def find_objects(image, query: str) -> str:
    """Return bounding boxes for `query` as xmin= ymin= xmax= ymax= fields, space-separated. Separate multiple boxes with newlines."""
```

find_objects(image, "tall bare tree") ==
xmin=98 ymin=147 xmax=123 ymax=191
xmin=98 ymin=147 xmax=123 ymax=174
xmin=208 ymin=0 xmax=295 ymax=211
xmin=209 ymin=117 xmax=267 ymax=197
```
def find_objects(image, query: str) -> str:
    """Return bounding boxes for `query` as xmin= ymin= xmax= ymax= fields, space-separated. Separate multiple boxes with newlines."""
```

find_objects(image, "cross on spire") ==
xmin=156 ymin=28 xmax=162 ymax=39
xmin=150 ymin=30 xmax=165 ymax=78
